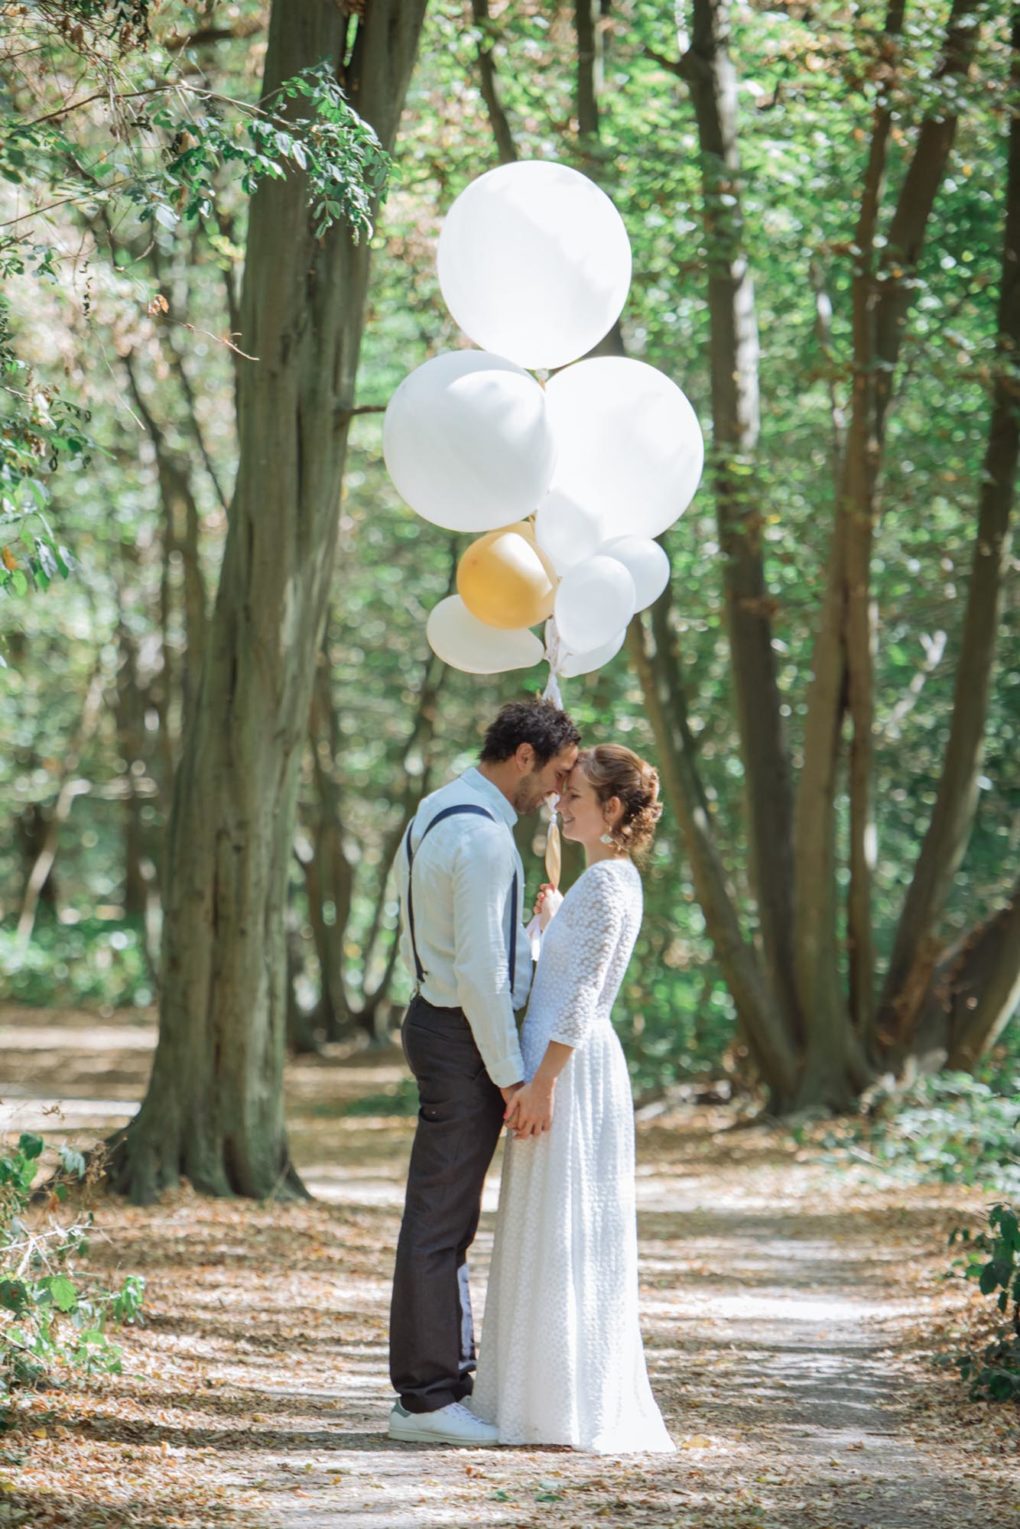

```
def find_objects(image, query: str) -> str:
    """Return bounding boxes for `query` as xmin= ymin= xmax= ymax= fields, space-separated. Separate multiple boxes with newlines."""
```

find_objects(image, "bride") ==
xmin=471 ymin=744 xmax=674 ymax=1452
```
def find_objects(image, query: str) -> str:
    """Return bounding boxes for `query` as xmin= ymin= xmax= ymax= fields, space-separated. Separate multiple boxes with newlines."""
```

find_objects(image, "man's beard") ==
xmin=512 ymin=775 xmax=547 ymax=815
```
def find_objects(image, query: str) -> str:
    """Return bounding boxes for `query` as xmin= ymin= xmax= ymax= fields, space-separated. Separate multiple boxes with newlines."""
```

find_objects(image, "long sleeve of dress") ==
xmin=548 ymin=864 xmax=627 ymax=1050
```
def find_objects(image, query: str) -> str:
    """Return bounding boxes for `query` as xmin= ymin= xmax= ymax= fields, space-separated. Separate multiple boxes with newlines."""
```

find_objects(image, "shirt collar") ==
xmin=462 ymin=766 xmax=518 ymax=828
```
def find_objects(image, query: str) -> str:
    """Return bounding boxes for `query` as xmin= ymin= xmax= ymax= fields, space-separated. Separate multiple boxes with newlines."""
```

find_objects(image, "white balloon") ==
xmin=383 ymin=350 xmax=556 ymax=532
xmin=554 ymin=555 xmax=636 ymax=655
xmin=544 ymin=357 xmax=704 ymax=540
xmin=534 ymin=489 xmax=603 ymax=574
xmin=437 ymin=161 xmax=632 ymax=371
xmin=557 ymin=626 xmax=628 ymax=678
xmin=426 ymin=595 xmax=545 ymax=675
xmin=599 ymin=536 xmax=670 ymax=611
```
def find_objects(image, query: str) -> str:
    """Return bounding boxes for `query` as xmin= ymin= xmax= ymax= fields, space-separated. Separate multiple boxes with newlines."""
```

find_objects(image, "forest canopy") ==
xmin=0 ymin=1 xmax=1016 ymax=1183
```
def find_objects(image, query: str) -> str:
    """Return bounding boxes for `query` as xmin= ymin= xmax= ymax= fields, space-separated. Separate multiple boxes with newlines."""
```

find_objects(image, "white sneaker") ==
xmin=388 ymin=1400 xmax=500 ymax=1446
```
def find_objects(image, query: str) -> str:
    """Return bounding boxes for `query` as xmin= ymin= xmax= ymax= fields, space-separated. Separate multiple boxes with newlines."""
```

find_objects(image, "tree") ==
xmin=107 ymin=0 xmax=429 ymax=1202
xmin=633 ymin=0 xmax=1017 ymax=1109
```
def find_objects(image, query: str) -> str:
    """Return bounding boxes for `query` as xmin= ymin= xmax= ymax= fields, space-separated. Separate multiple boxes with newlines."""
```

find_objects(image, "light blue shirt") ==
xmin=398 ymin=767 xmax=530 ymax=1087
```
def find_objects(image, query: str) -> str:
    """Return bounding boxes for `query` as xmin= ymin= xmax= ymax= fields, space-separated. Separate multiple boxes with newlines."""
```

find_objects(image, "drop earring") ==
xmin=599 ymin=831 xmax=614 ymax=845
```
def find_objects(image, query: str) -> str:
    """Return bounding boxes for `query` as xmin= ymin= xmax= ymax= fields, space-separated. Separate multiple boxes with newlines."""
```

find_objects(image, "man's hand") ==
xmin=533 ymin=883 xmax=564 ymax=931
xmin=499 ymin=1081 xmax=523 ymax=1107
xmin=505 ymin=1078 xmax=554 ymax=1140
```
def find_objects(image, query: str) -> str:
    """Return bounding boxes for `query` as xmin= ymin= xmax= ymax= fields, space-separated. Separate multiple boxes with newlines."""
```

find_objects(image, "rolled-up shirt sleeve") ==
xmin=451 ymin=825 xmax=525 ymax=1088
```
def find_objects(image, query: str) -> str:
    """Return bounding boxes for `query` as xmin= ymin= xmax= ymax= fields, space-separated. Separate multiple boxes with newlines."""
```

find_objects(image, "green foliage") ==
xmin=0 ymin=299 xmax=83 ymax=620
xmin=341 ymin=1077 xmax=419 ymax=1117
xmin=0 ymin=918 xmax=152 ymax=1008
xmin=950 ymin=1203 xmax=1020 ymax=1402
xmin=0 ymin=1133 xmax=144 ymax=1422
xmin=145 ymin=61 xmax=389 ymax=240
xmin=0 ymin=0 xmax=1016 ymax=1103
xmin=820 ymin=1073 xmax=1020 ymax=1195
xmin=0 ymin=9 xmax=388 ymax=606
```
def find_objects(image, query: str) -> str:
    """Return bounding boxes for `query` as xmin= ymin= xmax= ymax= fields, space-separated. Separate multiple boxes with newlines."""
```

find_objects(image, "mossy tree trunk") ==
xmin=109 ymin=0 xmax=428 ymax=1203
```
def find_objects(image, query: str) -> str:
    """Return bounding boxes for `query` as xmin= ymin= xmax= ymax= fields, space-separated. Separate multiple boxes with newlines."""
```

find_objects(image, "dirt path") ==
xmin=1 ymin=1007 xmax=1016 ymax=1529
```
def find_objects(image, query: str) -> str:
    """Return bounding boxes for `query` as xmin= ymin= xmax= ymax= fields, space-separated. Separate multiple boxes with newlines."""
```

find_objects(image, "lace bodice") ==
xmin=523 ymin=858 xmax=642 ymax=1058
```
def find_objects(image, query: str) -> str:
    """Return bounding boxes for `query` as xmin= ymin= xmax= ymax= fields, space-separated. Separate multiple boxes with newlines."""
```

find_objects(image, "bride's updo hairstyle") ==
xmin=577 ymin=744 xmax=662 ymax=864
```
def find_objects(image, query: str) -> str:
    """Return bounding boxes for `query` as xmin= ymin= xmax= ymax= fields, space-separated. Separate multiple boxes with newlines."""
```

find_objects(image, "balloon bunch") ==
xmin=382 ymin=160 xmax=704 ymax=685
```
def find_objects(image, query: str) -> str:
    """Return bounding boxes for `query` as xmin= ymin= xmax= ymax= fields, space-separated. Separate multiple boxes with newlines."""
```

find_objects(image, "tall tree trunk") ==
xmin=115 ymin=613 xmax=149 ymax=919
xmin=471 ymin=0 xmax=517 ymax=165
xmin=574 ymin=0 xmax=602 ymax=143
xmin=792 ymin=0 xmax=977 ymax=1105
xmin=909 ymin=880 xmax=1020 ymax=1072
xmin=847 ymin=0 xmax=981 ymax=1048
xmin=302 ymin=642 xmax=356 ymax=1041
xmin=16 ymin=664 xmax=105 ymax=947
xmin=123 ymin=350 xmax=209 ymax=749
xmin=944 ymin=883 xmax=1020 ymax=1071
xmin=108 ymin=0 xmax=429 ymax=1203
xmin=679 ymin=0 xmax=800 ymax=1049
xmin=879 ymin=12 xmax=1020 ymax=1060
xmin=792 ymin=0 xmax=905 ymax=1106
xmin=626 ymin=615 xmax=797 ymax=1103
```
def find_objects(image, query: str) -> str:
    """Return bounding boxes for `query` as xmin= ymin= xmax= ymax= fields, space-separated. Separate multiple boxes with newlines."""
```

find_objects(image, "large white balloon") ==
xmin=556 ymin=626 xmax=628 ymax=678
xmin=426 ymin=595 xmax=544 ymax=675
xmin=534 ymin=489 xmax=603 ymax=574
xmin=544 ymin=358 xmax=704 ymax=540
xmin=437 ymin=161 xmax=632 ymax=371
xmin=383 ymin=350 xmax=556 ymax=532
xmin=554 ymin=554 xmax=636 ymax=655
xmin=599 ymin=536 xmax=670 ymax=611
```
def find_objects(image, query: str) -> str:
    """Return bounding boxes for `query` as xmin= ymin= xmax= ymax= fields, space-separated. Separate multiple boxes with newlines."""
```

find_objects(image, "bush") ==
xmin=950 ymin=1203 xmax=1020 ymax=1403
xmin=820 ymin=1071 xmax=1020 ymax=1195
xmin=0 ymin=1133 xmax=144 ymax=1425
xmin=0 ymin=916 xmax=153 ymax=1008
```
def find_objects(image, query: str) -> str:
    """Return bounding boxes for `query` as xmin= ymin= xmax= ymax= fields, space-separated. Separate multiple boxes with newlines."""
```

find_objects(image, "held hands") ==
xmin=503 ymin=1077 xmax=554 ymax=1140
xmin=533 ymin=883 xmax=564 ymax=932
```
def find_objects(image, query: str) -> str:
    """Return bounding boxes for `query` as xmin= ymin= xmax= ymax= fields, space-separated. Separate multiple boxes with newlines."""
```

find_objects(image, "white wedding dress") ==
xmin=471 ymin=859 xmax=674 ymax=1452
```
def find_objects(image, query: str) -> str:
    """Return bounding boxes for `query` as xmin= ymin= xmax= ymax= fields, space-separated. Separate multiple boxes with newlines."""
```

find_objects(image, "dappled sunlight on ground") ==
xmin=0 ymin=1006 xmax=1016 ymax=1527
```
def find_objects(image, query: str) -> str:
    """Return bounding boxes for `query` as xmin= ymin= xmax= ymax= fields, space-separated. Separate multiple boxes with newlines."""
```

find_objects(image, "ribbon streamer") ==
xmin=542 ymin=617 xmax=565 ymax=711
xmin=540 ymin=616 xmax=565 ymax=890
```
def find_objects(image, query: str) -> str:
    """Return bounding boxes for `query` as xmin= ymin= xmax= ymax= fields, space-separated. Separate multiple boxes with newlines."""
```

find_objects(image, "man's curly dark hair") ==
xmin=480 ymin=698 xmax=581 ymax=768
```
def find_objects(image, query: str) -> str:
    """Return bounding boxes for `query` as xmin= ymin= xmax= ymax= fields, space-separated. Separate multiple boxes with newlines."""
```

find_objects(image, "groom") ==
xmin=388 ymin=697 xmax=580 ymax=1446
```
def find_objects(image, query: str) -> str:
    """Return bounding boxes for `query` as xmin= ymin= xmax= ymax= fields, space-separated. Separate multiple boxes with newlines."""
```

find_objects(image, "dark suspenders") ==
xmin=404 ymin=803 xmax=520 ymax=998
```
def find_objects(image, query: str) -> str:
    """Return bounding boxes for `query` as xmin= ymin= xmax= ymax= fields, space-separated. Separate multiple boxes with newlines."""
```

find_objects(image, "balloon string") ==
xmin=543 ymin=617 xmax=564 ymax=710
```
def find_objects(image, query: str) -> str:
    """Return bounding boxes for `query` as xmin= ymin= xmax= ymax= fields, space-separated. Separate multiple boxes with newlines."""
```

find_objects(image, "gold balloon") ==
xmin=456 ymin=522 xmax=557 ymax=630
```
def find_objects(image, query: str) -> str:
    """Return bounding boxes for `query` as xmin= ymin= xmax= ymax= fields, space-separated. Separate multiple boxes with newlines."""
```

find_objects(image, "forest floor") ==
xmin=0 ymin=1004 xmax=1017 ymax=1529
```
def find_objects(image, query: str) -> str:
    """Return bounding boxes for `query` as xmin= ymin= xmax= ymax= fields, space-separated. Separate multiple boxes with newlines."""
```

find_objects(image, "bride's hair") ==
xmin=576 ymin=744 xmax=662 ymax=864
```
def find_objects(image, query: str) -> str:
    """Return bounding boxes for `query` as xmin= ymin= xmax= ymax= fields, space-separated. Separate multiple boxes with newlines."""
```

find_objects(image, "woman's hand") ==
xmin=505 ymin=1077 xmax=555 ymax=1139
xmin=533 ymin=883 xmax=564 ymax=931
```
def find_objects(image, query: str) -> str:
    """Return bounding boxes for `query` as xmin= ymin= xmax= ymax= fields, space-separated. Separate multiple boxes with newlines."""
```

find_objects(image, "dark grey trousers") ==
xmin=389 ymin=995 xmax=507 ymax=1414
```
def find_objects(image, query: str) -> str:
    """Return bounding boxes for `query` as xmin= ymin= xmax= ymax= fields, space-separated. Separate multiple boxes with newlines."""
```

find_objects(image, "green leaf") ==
xmin=0 ymin=1280 xmax=28 ymax=1314
xmin=46 ymin=1276 xmax=77 ymax=1314
xmin=995 ymin=1208 xmax=1019 ymax=1250
xmin=979 ymin=1262 xmax=1002 ymax=1296
xmin=18 ymin=1134 xmax=44 ymax=1160
xmin=58 ymin=1145 xmax=86 ymax=1180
